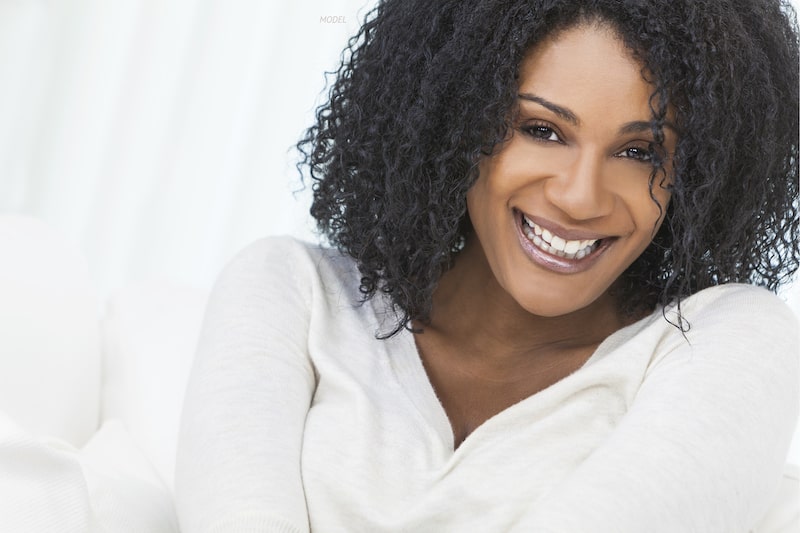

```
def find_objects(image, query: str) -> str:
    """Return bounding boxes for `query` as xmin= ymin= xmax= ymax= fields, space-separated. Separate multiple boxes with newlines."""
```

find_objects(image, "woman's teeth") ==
xmin=521 ymin=215 xmax=599 ymax=260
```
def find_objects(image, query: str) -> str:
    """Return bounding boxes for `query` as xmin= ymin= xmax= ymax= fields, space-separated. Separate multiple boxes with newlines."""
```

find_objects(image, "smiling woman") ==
xmin=175 ymin=1 xmax=800 ymax=532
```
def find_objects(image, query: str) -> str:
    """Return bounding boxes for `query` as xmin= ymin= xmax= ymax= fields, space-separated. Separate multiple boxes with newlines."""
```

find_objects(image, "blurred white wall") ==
xmin=0 ymin=0 xmax=377 ymax=299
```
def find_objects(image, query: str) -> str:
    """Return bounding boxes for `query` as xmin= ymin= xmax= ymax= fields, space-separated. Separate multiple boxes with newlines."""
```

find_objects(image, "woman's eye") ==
xmin=617 ymin=145 xmax=654 ymax=162
xmin=522 ymin=124 xmax=561 ymax=142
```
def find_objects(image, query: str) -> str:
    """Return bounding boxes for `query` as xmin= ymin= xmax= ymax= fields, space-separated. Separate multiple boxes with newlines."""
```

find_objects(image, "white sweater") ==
xmin=175 ymin=236 xmax=800 ymax=533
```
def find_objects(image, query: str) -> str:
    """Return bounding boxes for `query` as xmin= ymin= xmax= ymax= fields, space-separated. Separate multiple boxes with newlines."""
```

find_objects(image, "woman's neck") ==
xmin=421 ymin=238 xmax=628 ymax=364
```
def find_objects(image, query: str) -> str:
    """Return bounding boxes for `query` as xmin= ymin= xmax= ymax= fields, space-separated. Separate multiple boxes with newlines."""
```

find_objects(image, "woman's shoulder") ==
xmin=224 ymin=234 xmax=322 ymax=266
xmin=614 ymin=283 xmax=798 ymax=369
xmin=651 ymin=283 xmax=799 ymax=366
xmin=217 ymin=234 xmax=362 ymax=302
xmin=670 ymin=283 xmax=797 ymax=330
xmin=222 ymin=235 xmax=348 ymax=273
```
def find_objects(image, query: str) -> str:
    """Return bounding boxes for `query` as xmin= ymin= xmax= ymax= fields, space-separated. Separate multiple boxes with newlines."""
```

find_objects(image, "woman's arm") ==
xmin=513 ymin=285 xmax=799 ymax=533
xmin=175 ymin=237 xmax=316 ymax=533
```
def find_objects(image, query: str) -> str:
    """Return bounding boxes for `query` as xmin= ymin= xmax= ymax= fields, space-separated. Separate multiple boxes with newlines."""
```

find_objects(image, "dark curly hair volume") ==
xmin=297 ymin=0 xmax=800 ymax=338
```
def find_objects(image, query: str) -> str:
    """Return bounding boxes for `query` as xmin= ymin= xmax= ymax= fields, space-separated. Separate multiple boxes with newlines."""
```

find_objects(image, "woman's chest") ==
xmin=420 ymin=347 xmax=599 ymax=449
xmin=299 ymin=336 xmax=642 ymax=532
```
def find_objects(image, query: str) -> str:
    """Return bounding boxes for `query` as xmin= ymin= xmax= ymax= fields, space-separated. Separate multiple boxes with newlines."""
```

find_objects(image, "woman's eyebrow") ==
xmin=518 ymin=93 xmax=579 ymax=125
xmin=620 ymin=120 xmax=679 ymax=136
xmin=519 ymin=92 xmax=679 ymax=136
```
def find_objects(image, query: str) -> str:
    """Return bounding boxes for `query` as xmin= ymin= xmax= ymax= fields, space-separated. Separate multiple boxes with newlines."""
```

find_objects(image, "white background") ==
xmin=0 ymin=0 xmax=376 ymax=298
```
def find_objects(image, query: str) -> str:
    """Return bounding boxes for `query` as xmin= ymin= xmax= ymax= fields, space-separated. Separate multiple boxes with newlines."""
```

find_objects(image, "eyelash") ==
xmin=520 ymin=121 xmax=656 ymax=164
xmin=616 ymin=146 xmax=655 ymax=163
xmin=520 ymin=122 xmax=562 ymax=143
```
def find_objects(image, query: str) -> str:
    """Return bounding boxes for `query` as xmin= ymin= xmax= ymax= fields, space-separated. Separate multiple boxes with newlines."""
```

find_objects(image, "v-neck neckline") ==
xmin=386 ymin=309 xmax=660 ymax=456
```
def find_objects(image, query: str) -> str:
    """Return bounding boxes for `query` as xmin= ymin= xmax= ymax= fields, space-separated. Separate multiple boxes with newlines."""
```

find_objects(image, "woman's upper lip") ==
xmin=517 ymin=209 xmax=613 ymax=241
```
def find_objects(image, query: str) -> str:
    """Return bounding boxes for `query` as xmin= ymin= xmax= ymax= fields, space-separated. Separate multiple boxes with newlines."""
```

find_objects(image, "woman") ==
xmin=176 ymin=0 xmax=800 ymax=531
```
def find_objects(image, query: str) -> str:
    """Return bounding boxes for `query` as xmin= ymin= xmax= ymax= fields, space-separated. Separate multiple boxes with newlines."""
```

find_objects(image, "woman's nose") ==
xmin=543 ymin=148 xmax=614 ymax=221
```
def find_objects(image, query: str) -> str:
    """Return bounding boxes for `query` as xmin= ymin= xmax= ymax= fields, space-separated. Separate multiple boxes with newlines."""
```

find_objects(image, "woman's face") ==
xmin=466 ymin=22 xmax=675 ymax=318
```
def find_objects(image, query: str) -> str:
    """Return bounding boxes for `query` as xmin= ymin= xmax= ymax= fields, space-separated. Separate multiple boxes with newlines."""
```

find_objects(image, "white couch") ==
xmin=0 ymin=214 xmax=797 ymax=532
xmin=0 ymin=215 xmax=204 ymax=531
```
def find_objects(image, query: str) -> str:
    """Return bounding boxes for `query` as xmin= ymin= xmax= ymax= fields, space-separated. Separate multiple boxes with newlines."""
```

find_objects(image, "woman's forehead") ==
xmin=518 ymin=25 xmax=654 ymax=120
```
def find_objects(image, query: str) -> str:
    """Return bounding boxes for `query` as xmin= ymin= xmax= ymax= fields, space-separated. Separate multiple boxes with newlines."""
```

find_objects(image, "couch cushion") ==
xmin=0 ymin=215 xmax=101 ymax=447
xmin=81 ymin=419 xmax=179 ymax=532
xmin=0 ymin=413 xmax=178 ymax=532
xmin=101 ymin=279 xmax=208 ymax=491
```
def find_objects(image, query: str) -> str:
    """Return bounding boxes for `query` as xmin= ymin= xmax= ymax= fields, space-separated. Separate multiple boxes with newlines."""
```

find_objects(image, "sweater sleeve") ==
xmin=175 ymin=237 xmax=316 ymax=533
xmin=512 ymin=284 xmax=800 ymax=533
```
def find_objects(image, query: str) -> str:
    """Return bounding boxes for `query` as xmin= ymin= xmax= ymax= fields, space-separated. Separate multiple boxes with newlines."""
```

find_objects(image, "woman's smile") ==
xmin=514 ymin=209 xmax=615 ymax=273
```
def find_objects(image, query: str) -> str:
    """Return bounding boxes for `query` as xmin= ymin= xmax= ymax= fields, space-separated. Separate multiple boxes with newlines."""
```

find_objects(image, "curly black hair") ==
xmin=297 ymin=0 xmax=800 ymax=338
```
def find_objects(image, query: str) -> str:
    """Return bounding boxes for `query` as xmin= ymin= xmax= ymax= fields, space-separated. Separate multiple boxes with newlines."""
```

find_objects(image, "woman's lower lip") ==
xmin=515 ymin=215 xmax=611 ymax=274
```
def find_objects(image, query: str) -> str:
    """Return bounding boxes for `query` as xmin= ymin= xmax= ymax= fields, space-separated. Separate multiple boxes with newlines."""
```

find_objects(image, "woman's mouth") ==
xmin=520 ymin=215 xmax=599 ymax=260
xmin=515 ymin=210 xmax=615 ymax=273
